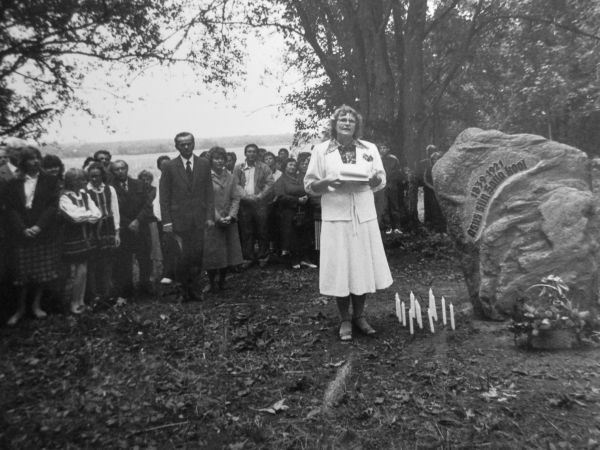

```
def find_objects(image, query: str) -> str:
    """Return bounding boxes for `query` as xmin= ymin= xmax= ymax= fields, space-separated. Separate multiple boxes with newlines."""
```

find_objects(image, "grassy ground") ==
xmin=1 ymin=233 xmax=600 ymax=449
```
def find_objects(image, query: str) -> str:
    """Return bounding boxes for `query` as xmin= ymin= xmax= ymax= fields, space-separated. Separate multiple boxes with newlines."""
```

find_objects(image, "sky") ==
xmin=43 ymin=34 xmax=297 ymax=144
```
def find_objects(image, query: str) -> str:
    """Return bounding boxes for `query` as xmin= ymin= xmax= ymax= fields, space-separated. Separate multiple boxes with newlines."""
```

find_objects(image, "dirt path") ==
xmin=1 ymin=234 xmax=599 ymax=449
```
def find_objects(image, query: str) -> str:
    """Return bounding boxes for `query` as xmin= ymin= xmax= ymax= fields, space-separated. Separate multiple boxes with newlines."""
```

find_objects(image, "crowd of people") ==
xmin=0 ymin=105 xmax=443 ymax=338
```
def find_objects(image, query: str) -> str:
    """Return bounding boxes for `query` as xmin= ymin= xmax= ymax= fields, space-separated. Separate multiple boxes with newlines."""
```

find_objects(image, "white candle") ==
xmin=441 ymin=296 xmax=447 ymax=326
xmin=395 ymin=293 xmax=401 ymax=322
xmin=450 ymin=303 xmax=455 ymax=330
xmin=429 ymin=289 xmax=438 ymax=322
xmin=409 ymin=309 xmax=414 ymax=335
xmin=415 ymin=300 xmax=423 ymax=329
xmin=428 ymin=308 xmax=435 ymax=333
xmin=410 ymin=291 xmax=416 ymax=313
xmin=401 ymin=301 xmax=406 ymax=326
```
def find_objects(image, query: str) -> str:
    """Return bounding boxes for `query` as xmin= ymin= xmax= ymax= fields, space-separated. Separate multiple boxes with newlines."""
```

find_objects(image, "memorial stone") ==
xmin=433 ymin=128 xmax=600 ymax=319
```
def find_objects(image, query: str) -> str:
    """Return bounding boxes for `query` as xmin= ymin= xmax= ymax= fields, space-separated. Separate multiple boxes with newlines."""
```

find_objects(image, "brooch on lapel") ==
xmin=363 ymin=154 xmax=373 ymax=162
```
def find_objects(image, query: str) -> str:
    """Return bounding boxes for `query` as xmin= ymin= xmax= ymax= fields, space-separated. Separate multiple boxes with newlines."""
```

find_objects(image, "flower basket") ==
xmin=510 ymin=275 xmax=600 ymax=350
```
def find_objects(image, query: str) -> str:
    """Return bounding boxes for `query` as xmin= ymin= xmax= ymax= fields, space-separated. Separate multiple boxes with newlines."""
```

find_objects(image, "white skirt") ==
xmin=319 ymin=218 xmax=393 ymax=297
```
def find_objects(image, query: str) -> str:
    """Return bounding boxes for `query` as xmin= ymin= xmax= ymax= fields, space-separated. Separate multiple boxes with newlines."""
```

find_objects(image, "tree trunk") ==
xmin=402 ymin=0 xmax=427 ymax=227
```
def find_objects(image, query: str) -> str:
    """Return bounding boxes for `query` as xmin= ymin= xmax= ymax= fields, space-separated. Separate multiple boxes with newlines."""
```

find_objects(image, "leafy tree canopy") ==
xmin=0 ymin=0 xmax=246 ymax=138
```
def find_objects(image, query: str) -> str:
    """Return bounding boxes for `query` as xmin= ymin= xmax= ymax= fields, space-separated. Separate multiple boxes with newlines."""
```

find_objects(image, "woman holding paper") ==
xmin=304 ymin=105 xmax=393 ymax=341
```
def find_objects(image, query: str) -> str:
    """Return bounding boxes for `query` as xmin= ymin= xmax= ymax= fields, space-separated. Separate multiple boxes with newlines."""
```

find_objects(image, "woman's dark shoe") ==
xmin=353 ymin=317 xmax=376 ymax=336
xmin=339 ymin=320 xmax=352 ymax=341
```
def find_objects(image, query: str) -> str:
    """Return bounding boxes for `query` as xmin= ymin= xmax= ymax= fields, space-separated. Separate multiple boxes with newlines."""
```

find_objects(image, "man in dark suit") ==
xmin=111 ymin=159 xmax=155 ymax=298
xmin=160 ymin=132 xmax=214 ymax=301
xmin=0 ymin=143 xmax=17 ymax=318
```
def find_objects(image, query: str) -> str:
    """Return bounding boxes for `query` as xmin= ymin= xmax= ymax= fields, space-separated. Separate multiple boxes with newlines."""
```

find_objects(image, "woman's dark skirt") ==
xmin=94 ymin=217 xmax=117 ymax=250
xmin=14 ymin=241 xmax=60 ymax=286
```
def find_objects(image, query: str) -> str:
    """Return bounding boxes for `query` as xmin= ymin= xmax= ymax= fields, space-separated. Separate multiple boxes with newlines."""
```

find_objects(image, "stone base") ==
xmin=528 ymin=329 xmax=579 ymax=350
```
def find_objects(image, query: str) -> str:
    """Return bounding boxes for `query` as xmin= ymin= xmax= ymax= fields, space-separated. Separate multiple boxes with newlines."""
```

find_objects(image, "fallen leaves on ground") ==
xmin=1 ymin=234 xmax=600 ymax=449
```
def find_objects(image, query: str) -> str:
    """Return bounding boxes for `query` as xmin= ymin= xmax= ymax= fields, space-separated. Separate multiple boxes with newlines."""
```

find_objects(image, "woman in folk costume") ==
xmin=304 ymin=105 xmax=393 ymax=341
xmin=60 ymin=168 xmax=101 ymax=313
xmin=202 ymin=146 xmax=243 ymax=293
xmin=86 ymin=162 xmax=120 ymax=301
xmin=5 ymin=146 xmax=61 ymax=325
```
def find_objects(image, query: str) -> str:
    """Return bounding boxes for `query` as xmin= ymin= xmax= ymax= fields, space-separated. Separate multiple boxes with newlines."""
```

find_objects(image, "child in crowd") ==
xmin=86 ymin=162 xmax=120 ymax=301
xmin=60 ymin=168 xmax=101 ymax=313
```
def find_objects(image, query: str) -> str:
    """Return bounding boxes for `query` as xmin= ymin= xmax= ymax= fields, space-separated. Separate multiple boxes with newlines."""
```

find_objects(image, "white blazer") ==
xmin=304 ymin=139 xmax=386 ymax=223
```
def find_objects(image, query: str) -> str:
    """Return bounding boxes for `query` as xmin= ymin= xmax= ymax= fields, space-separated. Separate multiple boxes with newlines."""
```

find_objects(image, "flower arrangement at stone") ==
xmin=510 ymin=275 xmax=600 ymax=349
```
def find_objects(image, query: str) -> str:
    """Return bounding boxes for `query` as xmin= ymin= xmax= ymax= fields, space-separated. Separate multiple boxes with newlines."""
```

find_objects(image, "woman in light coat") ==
xmin=203 ymin=146 xmax=243 ymax=292
xmin=304 ymin=105 xmax=393 ymax=340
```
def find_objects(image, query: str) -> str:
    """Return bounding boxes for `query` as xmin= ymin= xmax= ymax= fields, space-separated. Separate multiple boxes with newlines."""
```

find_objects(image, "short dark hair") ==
xmin=111 ymin=160 xmax=128 ymax=172
xmin=244 ymin=143 xmax=258 ymax=154
xmin=156 ymin=155 xmax=170 ymax=169
xmin=278 ymin=148 xmax=289 ymax=156
xmin=283 ymin=158 xmax=297 ymax=170
xmin=41 ymin=154 xmax=64 ymax=177
xmin=297 ymin=152 xmax=311 ymax=163
xmin=208 ymin=146 xmax=227 ymax=163
xmin=83 ymin=156 xmax=95 ymax=169
xmin=16 ymin=146 xmax=42 ymax=173
xmin=174 ymin=132 xmax=194 ymax=144
xmin=86 ymin=162 xmax=108 ymax=183
xmin=94 ymin=149 xmax=111 ymax=160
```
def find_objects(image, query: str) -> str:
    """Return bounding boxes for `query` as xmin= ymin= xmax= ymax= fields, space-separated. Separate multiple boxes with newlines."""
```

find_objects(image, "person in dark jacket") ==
xmin=232 ymin=144 xmax=274 ymax=268
xmin=0 ymin=143 xmax=16 ymax=318
xmin=274 ymin=158 xmax=316 ymax=270
xmin=374 ymin=142 xmax=404 ymax=234
xmin=110 ymin=160 xmax=154 ymax=298
xmin=5 ymin=146 xmax=60 ymax=325
xmin=160 ymin=132 xmax=215 ymax=302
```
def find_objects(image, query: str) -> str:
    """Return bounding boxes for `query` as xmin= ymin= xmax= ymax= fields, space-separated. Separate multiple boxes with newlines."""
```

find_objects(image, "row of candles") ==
xmin=394 ymin=289 xmax=455 ymax=334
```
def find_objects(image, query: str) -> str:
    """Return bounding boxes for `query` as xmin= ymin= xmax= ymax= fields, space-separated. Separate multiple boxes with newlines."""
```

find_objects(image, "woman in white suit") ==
xmin=304 ymin=105 xmax=393 ymax=341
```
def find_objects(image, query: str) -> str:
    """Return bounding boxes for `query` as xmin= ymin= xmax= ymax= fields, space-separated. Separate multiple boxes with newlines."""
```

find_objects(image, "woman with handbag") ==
xmin=202 ymin=147 xmax=244 ymax=293
xmin=274 ymin=158 xmax=316 ymax=270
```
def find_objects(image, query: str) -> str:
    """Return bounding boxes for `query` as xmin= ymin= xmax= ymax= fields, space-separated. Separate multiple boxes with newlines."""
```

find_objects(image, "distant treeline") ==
xmin=43 ymin=133 xmax=295 ymax=158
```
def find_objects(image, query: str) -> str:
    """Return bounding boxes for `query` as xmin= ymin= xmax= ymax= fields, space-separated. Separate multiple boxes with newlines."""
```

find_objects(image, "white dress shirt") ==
xmin=180 ymin=155 xmax=194 ymax=171
xmin=24 ymin=173 xmax=39 ymax=209
xmin=242 ymin=164 xmax=256 ymax=196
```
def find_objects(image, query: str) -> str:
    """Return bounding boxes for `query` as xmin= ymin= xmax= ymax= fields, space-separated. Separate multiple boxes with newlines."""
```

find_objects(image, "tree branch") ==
xmin=424 ymin=0 xmax=461 ymax=36
xmin=0 ymin=108 xmax=54 ymax=136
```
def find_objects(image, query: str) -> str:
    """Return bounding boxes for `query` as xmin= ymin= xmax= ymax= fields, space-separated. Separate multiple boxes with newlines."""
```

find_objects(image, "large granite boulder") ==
xmin=433 ymin=128 xmax=600 ymax=319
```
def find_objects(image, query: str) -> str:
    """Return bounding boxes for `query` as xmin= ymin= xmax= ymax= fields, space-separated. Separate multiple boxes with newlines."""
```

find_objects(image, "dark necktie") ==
xmin=186 ymin=161 xmax=192 ymax=181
